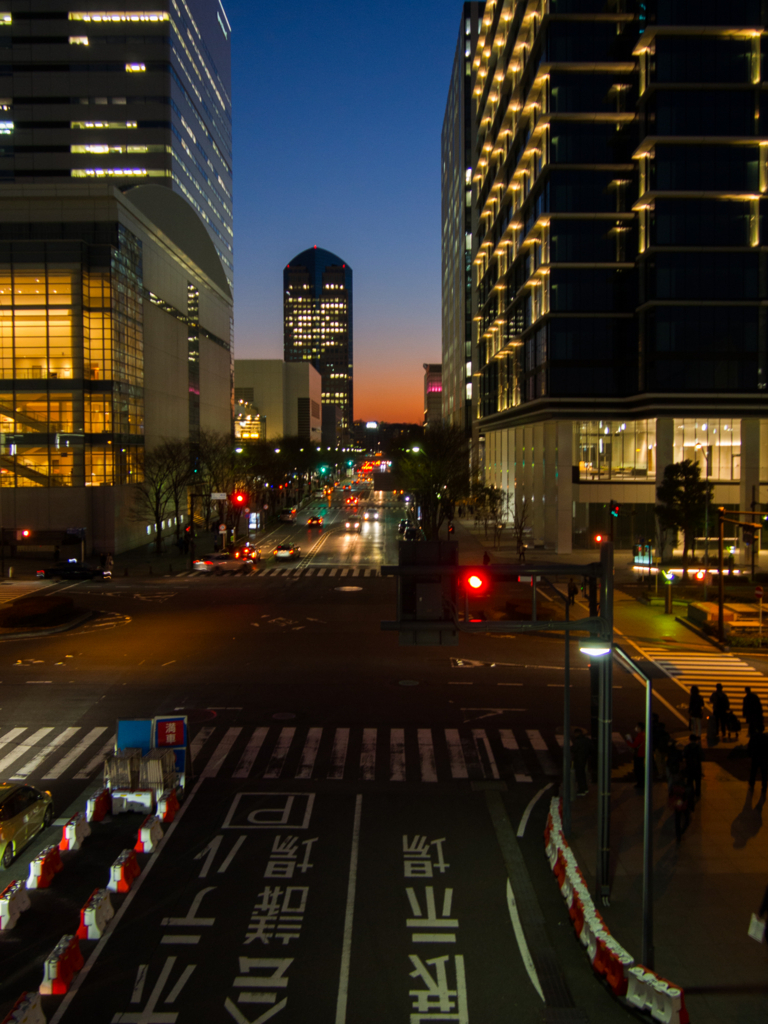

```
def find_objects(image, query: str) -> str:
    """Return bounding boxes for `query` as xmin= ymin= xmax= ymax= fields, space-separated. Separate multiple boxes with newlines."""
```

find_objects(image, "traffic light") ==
xmin=233 ymin=492 xmax=246 ymax=506
xmin=609 ymin=500 xmax=620 ymax=518
xmin=461 ymin=568 xmax=490 ymax=597
xmin=395 ymin=541 xmax=458 ymax=646
xmin=595 ymin=533 xmax=603 ymax=544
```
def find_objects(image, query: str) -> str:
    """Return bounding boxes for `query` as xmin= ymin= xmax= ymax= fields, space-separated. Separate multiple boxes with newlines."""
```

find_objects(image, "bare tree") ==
xmin=131 ymin=447 xmax=174 ymax=554
xmin=156 ymin=439 xmax=193 ymax=546
xmin=510 ymin=495 xmax=530 ymax=563
xmin=400 ymin=424 xmax=470 ymax=540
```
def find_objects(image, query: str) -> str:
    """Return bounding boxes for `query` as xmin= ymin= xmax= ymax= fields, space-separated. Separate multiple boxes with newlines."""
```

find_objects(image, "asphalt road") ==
xmin=0 ymin=488 xmax=662 ymax=1022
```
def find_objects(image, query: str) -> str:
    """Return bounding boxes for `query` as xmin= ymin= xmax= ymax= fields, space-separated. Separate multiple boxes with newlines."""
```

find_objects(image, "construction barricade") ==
xmin=76 ymin=888 xmax=115 ymax=941
xmin=1 ymin=991 xmax=45 ymax=1024
xmin=156 ymin=788 xmax=179 ymax=824
xmin=107 ymin=849 xmax=141 ymax=894
xmin=134 ymin=815 xmax=163 ymax=854
xmin=0 ymin=880 xmax=31 ymax=932
xmin=27 ymin=846 xmax=63 ymax=890
xmin=39 ymin=934 xmax=84 ymax=996
xmin=544 ymin=797 xmax=688 ymax=1023
xmin=86 ymin=788 xmax=112 ymax=823
xmin=110 ymin=789 xmax=155 ymax=816
xmin=59 ymin=811 xmax=91 ymax=852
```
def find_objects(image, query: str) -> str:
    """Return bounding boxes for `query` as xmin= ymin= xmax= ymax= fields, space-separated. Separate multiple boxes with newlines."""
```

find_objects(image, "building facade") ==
xmin=441 ymin=2 xmax=484 ymax=437
xmin=0 ymin=182 xmax=232 ymax=554
xmin=234 ymin=359 xmax=322 ymax=443
xmin=283 ymin=247 xmax=352 ymax=438
xmin=2 ymin=0 xmax=233 ymax=289
xmin=423 ymin=362 xmax=442 ymax=427
xmin=470 ymin=0 xmax=768 ymax=552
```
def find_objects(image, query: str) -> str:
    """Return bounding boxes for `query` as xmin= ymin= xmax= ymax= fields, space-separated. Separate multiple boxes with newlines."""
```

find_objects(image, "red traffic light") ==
xmin=467 ymin=573 xmax=484 ymax=590
xmin=462 ymin=569 xmax=490 ymax=595
xmin=595 ymin=534 xmax=603 ymax=543
xmin=233 ymin=493 xmax=245 ymax=505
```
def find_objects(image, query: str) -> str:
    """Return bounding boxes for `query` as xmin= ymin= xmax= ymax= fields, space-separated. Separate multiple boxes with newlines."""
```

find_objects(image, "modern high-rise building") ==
xmin=283 ymin=247 xmax=353 ymax=437
xmin=1 ymin=0 xmax=233 ymax=288
xmin=469 ymin=0 xmax=768 ymax=554
xmin=441 ymin=2 xmax=484 ymax=437
xmin=423 ymin=362 xmax=442 ymax=428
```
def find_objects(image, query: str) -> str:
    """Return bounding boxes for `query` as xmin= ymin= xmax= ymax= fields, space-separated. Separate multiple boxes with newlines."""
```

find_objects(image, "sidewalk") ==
xmin=452 ymin=518 xmax=768 ymax=1022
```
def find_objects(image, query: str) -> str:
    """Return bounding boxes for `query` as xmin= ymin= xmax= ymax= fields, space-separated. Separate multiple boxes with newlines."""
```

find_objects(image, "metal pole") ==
xmin=563 ymin=597 xmax=572 ymax=839
xmin=718 ymin=509 xmax=725 ymax=643
xmin=642 ymin=659 xmax=654 ymax=968
xmin=596 ymin=542 xmax=614 ymax=903
xmin=703 ymin=448 xmax=710 ymax=599
xmin=532 ymin=575 xmax=537 ymax=622
xmin=189 ymin=493 xmax=196 ymax=571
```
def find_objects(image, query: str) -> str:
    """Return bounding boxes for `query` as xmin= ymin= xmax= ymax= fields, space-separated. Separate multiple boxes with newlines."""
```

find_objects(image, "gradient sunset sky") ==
xmin=227 ymin=0 xmax=459 ymax=423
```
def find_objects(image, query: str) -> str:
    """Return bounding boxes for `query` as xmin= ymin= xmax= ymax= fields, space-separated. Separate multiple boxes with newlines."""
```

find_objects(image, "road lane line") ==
xmin=296 ymin=727 xmax=322 ymax=779
xmin=473 ymin=729 xmax=500 ymax=779
xmin=74 ymin=734 xmax=116 ymax=779
xmin=44 ymin=727 xmax=107 ymax=779
xmin=417 ymin=728 xmax=438 ymax=782
xmin=232 ymin=727 xmax=269 ymax=778
xmin=525 ymin=729 xmax=559 ymax=776
xmin=517 ymin=783 xmax=554 ymax=838
xmin=0 ymin=727 xmax=54 ymax=775
xmin=0 ymin=727 xmax=27 ymax=754
xmin=11 ymin=727 xmax=80 ymax=780
xmin=317 ymin=568 xmax=326 ymax=576
xmin=263 ymin=727 xmax=295 ymax=778
xmin=335 ymin=794 xmax=362 ymax=1024
xmin=389 ymin=728 xmax=406 ymax=781
xmin=506 ymin=879 xmax=545 ymax=1001
xmin=444 ymin=729 xmax=468 ymax=779
xmin=499 ymin=729 xmax=532 ymax=783
xmin=306 ymin=568 xmax=315 ymax=576
xmin=360 ymin=727 xmax=377 ymax=780
xmin=200 ymin=726 xmax=242 ymax=778
xmin=189 ymin=726 xmax=216 ymax=763
xmin=327 ymin=727 xmax=350 ymax=779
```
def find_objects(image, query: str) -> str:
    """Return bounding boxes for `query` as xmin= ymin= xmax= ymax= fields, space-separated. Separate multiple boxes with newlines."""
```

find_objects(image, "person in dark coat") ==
xmin=652 ymin=713 xmax=671 ymax=779
xmin=688 ymin=685 xmax=704 ymax=738
xmin=709 ymin=683 xmax=730 ymax=739
xmin=683 ymin=734 xmax=703 ymax=801
xmin=743 ymin=687 xmax=764 ymax=738
xmin=567 ymin=578 xmax=578 ymax=605
xmin=748 ymin=724 xmax=768 ymax=794
xmin=572 ymin=727 xmax=593 ymax=796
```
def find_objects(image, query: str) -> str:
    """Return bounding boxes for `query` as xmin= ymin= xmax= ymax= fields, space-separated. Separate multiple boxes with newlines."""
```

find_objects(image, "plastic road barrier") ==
xmin=76 ymin=888 xmax=115 ymax=941
xmin=0 ymin=991 xmax=45 ymax=1024
xmin=107 ymin=849 xmax=141 ymax=894
xmin=0 ymin=880 xmax=31 ymax=932
xmin=110 ymin=790 xmax=155 ymax=815
xmin=134 ymin=815 xmax=163 ymax=854
xmin=156 ymin=788 xmax=179 ymax=823
xmin=59 ymin=811 xmax=92 ymax=852
xmin=39 ymin=934 xmax=84 ymax=996
xmin=27 ymin=846 xmax=63 ymax=890
xmin=86 ymin=788 xmax=112 ymax=823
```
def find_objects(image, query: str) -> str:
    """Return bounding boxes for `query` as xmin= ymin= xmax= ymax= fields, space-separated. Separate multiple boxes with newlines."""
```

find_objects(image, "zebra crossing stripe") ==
xmin=329 ymin=568 xmax=338 ymax=577
xmin=233 ymin=726 xmax=269 ymax=779
xmin=74 ymin=734 xmax=116 ymax=780
xmin=418 ymin=728 xmax=437 ymax=782
xmin=360 ymin=728 xmax=377 ymax=781
xmin=306 ymin=568 xmax=315 ymax=576
xmin=264 ymin=727 xmax=295 ymax=779
xmin=364 ymin=569 xmax=372 ymax=577
xmin=200 ymin=727 xmax=243 ymax=778
xmin=473 ymin=729 xmax=500 ymax=780
xmin=43 ymin=727 xmax=107 ymax=779
xmin=0 ymin=727 xmax=27 ymax=755
xmin=444 ymin=729 xmax=468 ymax=779
xmin=328 ymin=728 xmax=349 ymax=779
xmin=296 ymin=727 xmax=322 ymax=779
xmin=190 ymin=725 xmax=216 ymax=763
xmin=526 ymin=730 xmax=559 ymax=776
xmin=317 ymin=569 xmax=326 ymax=577
xmin=0 ymin=727 xmax=54 ymax=775
xmin=12 ymin=728 xmax=79 ymax=781
xmin=499 ymin=729 xmax=532 ymax=783
xmin=341 ymin=569 xmax=349 ymax=577
xmin=390 ymin=728 xmax=406 ymax=782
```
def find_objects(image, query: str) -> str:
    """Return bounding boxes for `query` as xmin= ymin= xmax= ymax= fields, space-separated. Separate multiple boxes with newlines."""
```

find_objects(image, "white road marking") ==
xmin=499 ymin=728 xmax=532 ymax=783
xmin=318 ymin=568 xmax=326 ymax=576
xmin=296 ymin=727 xmax=322 ymax=779
xmin=11 ymin=727 xmax=79 ymax=780
xmin=335 ymin=794 xmax=362 ymax=1024
xmin=526 ymin=729 xmax=559 ymax=776
xmin=328 ymin=727 xmax=350 ymax=780
xmin=43 ymin=727 xmax=107 ymax=779
xmin=444 ymin=729 xmax=468 ymax=779
xmin=74 ymin=734 xmax=116 ymax=779
xmin=390 ymin=727 xmax=406 ymax=781
xmin=189 ymin=726 xmax=216 ymax=763
xmin=263 ymin=727 xmax=295 ymax=779
xmin=517 ymin=783 xmax=554 ymax=838
xmin=506 ymin=879 xmax=545 ymax=1001
xmin=0 ymin=727 xmax=27 ymax=754
xmin=360 ymin=727 xmax=377 ymax=781
xmin=473 ymin=729 xmax=499 ymax=779
xmin=417 ymin=728 xmax=438 ymax=782
xmin=0 ymin=727 xmax=54 ymax=775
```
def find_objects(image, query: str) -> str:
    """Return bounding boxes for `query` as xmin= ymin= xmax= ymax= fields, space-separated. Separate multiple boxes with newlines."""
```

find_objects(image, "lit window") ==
xmin=0 ymin=121 xmax=12 ymax=134
xmin=69 ymin=11 xmax=169 ymax=23
xmin=71 ymin=168 xmax=169 ymax=178
xmin=69 ymin=35 xmax=89 ymax=45
xmin=0 ymin=13 xmax=10 ymax=25
xmin=125 ymin=63 xmax=146 ymax=72
xmin=71 ymin=121 xmax=138 ymax=129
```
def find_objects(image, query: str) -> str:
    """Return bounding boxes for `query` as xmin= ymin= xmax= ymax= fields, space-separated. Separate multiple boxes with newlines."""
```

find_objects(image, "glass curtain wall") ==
xmin=576 ymin=420 xmax=656 ymax=480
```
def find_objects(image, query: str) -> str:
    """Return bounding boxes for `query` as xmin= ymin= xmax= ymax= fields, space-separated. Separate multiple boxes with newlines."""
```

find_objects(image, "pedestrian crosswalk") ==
xmin=0 ymin=722 xmax=634 ymax=787
xmin=634 ymin=644 xmax=768 ymax=711
xmin=173 ymin=566 xmax=382 ymax=579
xmin=0 ymin=580 xmax=53 ymax=604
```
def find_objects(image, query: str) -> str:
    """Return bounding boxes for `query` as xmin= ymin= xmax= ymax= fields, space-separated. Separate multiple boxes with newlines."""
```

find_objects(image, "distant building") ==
xmin=283 ymin=247 xmax=352 ymax=435
xmin=234 ymin=360 xmax=321 ymax=442
xmin=441 ymin=2 xmax=484 ymax=436
xmin=423 ymin=364 xmax=443 ymax=428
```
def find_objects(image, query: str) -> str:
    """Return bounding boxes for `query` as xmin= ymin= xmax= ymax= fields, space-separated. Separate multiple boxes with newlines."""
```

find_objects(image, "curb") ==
xmin=0 ymin=610 xmax=93 ymax=641
xmin=673 ymin=616 xmax=729 ymax=651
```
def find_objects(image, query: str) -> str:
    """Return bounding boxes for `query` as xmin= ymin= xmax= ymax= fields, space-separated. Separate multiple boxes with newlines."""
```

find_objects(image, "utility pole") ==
xmin=718 ymin=508 xmax=725 ymax=643
xmin=596 ymin=541 xmax=614 ymax=903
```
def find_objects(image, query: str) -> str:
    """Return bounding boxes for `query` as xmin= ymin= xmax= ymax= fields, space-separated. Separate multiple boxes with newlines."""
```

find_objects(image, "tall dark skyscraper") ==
xmin=283 ymin=247 xmax=353 ymax=435
xmin=1 ymin=0 xmax=233 ymax=288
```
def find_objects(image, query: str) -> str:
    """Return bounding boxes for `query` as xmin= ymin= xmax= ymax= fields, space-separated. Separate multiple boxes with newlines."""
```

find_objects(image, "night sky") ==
xmin=226 ymin=0 xmax=460 ymax=423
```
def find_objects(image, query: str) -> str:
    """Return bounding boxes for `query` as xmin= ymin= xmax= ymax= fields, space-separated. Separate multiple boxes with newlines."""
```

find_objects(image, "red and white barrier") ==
xmin=39 ymin=934 xmax=84 ymax=996
xmin=544 ymin=797 xmax=688 ymax=1023
xmin=134 ymin=815 xmax=163 ymax=854
xmin=59 ymin=811 xmax=91 ymax=852
xmin=107 ymin=849 xmax=141 ymax=894
xmin=76 ymin=888 xmax=115 ymax=941
xmin=1 ymin=991 xmax=45 ymax=1024
xmin=86 ymin=788 xmax=112 ymax=823
xmin=0 ymin=880 xmax=30 ymax=932
xmin=156 ymin=788 xmax=179 ymax=823
xmin=110 ymin=790 xmax=155 ymax=815
xmin=27 ymin=845 xmax=63 ymax=890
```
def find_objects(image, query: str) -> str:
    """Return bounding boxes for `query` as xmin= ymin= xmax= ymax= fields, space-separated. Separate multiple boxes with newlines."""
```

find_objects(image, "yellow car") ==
xmin=0 ymin=782 xmax=54 ymax=869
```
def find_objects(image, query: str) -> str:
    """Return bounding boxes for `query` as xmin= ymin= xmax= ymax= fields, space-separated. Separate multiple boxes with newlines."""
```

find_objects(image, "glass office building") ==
xmin=469 ymin=0 xmax=768 ymax=552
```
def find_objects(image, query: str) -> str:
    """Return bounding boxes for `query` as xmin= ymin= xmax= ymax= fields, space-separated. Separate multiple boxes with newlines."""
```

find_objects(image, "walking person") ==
xmin=683 ymin=734 xmax=703 ymax=802
xmin=709 ymin=683 xmax=730 ymax=740
xmin=572 ymin=727 xmax=593 ymax=796
xmin=747 ymin=724 xmax=768 ymax=795
xmin=627 ymin=722 xmax=646 ymax=790
xmin=743 ymin=686 xmax=764 ymax=739
xmin=567 ymin=578 xmax=578 ymax=606
xmin=688 ymin=684 xmax=704 ymax=738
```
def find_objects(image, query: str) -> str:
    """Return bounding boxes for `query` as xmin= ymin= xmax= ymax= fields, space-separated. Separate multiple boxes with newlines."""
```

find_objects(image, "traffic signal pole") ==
xmin=595 ymin=542 xmax=614 ymax=903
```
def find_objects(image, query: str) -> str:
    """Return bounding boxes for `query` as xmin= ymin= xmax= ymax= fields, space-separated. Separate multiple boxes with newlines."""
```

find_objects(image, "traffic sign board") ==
xmin=243 ymin=507 xmax=250 ymax=514
xmin=756 ymin=586 xmax=764 ymax=599
xmin=211 ymin=492 xmax=227 ymax=500
xmin=218 ymin=524 xmax=227 ymax=533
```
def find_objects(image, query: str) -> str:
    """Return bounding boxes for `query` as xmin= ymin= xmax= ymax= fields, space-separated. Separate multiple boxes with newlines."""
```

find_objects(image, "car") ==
xmin=403 ymin=526 xmax=421 ymax=542
xmin=275 ymin=543 xmax=301 ymax=560
xmin=345 ymin=516 xmax=362 ymax=532
xmin=345 ymin=496 xmax=358 ymax=506
xmin=397 ymin=519 xmax=409 ymax=534
xmin=229 ymin=545 xmax=260 ymax=564
xmin=307 ymin=516 xmax=323 ymax=527
xmin=363 ymin=509 xmax=379 ymax=521
xmin=36 ymin=559 xmax=105 ymax=580
xmin=279 ymin=511 xmax=296 ymax=523
xmin=193 ymin=552 xmax=254 ymax=573
xmin=0 ymin=782 xmax=54 ymax=869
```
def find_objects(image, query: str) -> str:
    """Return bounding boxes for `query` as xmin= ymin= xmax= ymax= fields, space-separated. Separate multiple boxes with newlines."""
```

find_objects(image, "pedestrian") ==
xmin=683 ymin=734 xmax=703 ymax=801
xmin=567 ymin=578 xmax=578 ymax=605
xmin=743 ymin=686 xmax=764 ymax=738
xmin=482 ymin=550 xmax=491 ymax=566
xmin=627 ymin=722 xmax=646 ymax=789
xmin=709 ymin=683 xmax=730 ymax=739
xmin=572 ymin=727 xmax=593 ymax=796
xmin=747 ymin=724 xmax=768 ymax=795
xmin=688 ymin=684 xmax=704 ymax=738
xmin=668 ymin=768 xmax=692 ymax=842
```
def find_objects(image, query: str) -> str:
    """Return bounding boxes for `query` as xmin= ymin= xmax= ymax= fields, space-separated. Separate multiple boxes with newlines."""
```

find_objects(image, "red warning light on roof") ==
xmin=314 ymin=245 xmax=317 ymax=249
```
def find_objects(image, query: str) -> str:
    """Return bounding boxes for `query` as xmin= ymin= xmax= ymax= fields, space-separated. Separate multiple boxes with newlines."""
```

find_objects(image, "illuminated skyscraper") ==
xmin=0 ymin=0 xmax=233 ymax=288
xmin=283 ymin=247 xmax=353 ymax=435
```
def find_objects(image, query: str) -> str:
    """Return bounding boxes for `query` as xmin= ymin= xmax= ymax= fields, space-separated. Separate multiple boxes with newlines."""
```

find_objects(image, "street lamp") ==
xmin=579 ymin=638 xmax=612 ymax=657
